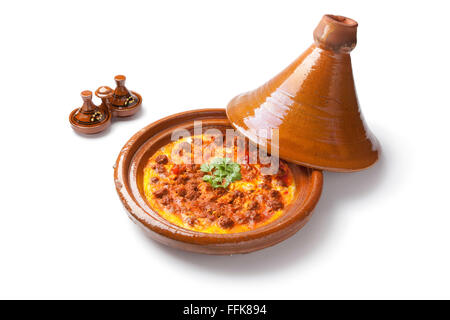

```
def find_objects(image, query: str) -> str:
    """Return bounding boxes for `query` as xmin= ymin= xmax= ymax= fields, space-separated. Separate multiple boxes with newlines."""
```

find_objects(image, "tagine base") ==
xmin=114 ymin=108 xmax=323 ymax=254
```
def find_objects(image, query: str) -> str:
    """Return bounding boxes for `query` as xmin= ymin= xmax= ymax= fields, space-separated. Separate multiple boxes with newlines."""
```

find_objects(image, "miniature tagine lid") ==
xmin=109 ymin=75 xmax=142 ymax=117
xmin=69 ymin=90 xmax=111 ymax=134
xmin=226 ymin=14 xmax=380 ymax=172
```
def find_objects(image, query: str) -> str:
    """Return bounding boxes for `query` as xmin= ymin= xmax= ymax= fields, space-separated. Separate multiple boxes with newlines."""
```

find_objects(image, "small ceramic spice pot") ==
xmin=69 ymin=90 xmax=112 ymax=134
xmin=109 ymin=75 xmax=142 ymax=117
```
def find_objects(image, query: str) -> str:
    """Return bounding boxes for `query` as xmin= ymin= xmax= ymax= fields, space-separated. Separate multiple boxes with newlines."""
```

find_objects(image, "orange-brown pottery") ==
xmin=114 ymin=109 xmax=323 ymax=254
xmin=69 ymin=90 xmax=112 ymax=134
xmin=227 ymin=14 xmax=380 ymax=172
xmin=110 ymin=75 xmax=142 ymax=117
xmin=95 ymin=86 xmax=114 ymax=113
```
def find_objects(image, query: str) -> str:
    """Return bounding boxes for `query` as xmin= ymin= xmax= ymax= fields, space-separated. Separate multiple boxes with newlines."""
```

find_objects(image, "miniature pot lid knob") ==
xmin=95 ymin=86 xmax=114 ymax=100
xmin=80 ymin=90 xmax=96 ymax=113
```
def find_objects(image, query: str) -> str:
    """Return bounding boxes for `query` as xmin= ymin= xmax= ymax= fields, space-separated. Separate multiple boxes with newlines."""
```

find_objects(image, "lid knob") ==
xmin=110 ymin=75 xmax=143 ymax=117
xmin=313 ymin=14 xmax=358 ymax=52
xmin=114 ymin=75 xmax=126 ymax=86
xmin=80 ymin=90 xmax=95 ymax=113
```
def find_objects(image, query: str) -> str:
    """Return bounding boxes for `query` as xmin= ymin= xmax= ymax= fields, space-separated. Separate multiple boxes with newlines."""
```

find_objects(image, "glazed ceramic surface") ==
xmin=95 ymin=86 xmax=114 ymax=112
xmin=114 ymin=109 xmax=323 ymax=254
xmin=227 ymin=14 xmax=380 ymax=172
xmin=69 ymin=90 xmax=111 ymax=134
xmin=110 ymin=75 xmax=142 ymax=117
xmin=69 ymin=75 xmax=142 ymax=134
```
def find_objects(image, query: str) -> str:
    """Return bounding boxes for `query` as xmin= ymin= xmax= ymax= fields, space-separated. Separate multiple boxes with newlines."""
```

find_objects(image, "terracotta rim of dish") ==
xmin=110 ymin=91 xmax=142 ymax=117
xmin=114 ymin=108 xmax=323 ymax=254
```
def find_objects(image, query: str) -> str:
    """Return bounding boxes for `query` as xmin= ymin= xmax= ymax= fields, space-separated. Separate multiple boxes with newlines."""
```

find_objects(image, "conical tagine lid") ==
xmin=226 ymin=14 xmax=380 ymax=172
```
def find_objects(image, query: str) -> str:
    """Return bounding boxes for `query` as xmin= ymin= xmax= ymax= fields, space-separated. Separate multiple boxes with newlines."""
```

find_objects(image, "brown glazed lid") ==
xmin=109 ymin=75 xmax=142 ymax=117
xmin=226 ymin=14 xmax=380 ymax=172
xmin=69 ymin=90 xmax=111 ymax=134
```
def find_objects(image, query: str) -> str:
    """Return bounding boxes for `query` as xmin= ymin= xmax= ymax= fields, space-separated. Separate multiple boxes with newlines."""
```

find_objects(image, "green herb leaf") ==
xmin=201 ymin=158 xmax=242 ymax=188
xmin=202 ymin=174 xmax=213 ymax=182
xmin=200 ymin=163 xmax=212 ymax=172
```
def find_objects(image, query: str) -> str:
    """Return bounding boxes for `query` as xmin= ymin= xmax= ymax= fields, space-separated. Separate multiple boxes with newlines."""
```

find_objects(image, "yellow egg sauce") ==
xmin=143 ymin=134 xmax=295 ymax=234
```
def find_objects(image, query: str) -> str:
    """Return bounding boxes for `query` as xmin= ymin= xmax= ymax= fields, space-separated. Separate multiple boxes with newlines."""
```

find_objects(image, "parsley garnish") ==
xmin=201 ymin=158 xmax=242 ymax=188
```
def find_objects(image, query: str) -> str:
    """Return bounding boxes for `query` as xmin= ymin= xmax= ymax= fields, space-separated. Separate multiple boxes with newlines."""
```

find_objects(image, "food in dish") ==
xmin=143 ymin=133 xmax=295 ymax=234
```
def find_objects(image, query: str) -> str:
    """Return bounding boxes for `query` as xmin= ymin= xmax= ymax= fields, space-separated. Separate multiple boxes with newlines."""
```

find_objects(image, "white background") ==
xmin=1 ymin=0 xmax=449 ymax=300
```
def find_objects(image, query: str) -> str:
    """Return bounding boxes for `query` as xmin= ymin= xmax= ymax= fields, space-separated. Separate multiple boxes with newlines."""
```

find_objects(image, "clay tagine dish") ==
xmin=95 ymin=85 xmax=114 ymax=112
xmin=69 ymin=90 xmax=112 ymax=134
xmin=114 ymin=109 xmax=323 ymax=254
xmin=226 ymin=14 xmax=380 ymax=172
xmin=114 ymin=14 xmax=381 ymax=254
